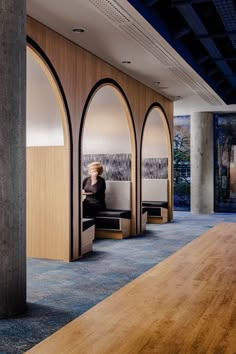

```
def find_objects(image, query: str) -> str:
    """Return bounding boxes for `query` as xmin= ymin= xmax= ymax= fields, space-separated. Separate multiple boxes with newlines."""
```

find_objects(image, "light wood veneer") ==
xmin=27 ymin=223 xmax=236 ymax=353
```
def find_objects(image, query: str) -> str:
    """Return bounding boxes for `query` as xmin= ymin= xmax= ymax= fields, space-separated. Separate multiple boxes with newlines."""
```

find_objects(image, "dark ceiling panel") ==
xmin=127 ymin=0 xmax=236 ymax=104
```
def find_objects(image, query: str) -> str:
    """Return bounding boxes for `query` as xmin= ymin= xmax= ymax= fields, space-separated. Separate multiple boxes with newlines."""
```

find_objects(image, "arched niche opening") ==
xmin=81 ymin=84 xmax=136 ymax=251
xmin=26 ymin=46 xmax=71 ymax=261
xmin=141 ymin=106 xmax=172 ymax=225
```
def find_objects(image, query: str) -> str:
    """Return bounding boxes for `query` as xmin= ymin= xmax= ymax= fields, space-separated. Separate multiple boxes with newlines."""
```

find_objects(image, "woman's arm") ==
xmin=82 ymin=189 xmax=93 ymax=195
xmin=96 ymin=177 xmax=106 ymax=194
xmin=82 ymin=177 xmax=93 ymax=194
xmin=82 ymin=177 xmax=93 ymax=196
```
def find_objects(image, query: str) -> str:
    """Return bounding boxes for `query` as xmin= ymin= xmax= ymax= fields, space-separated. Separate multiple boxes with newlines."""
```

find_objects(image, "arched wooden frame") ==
xmin=26 ymin=38 xmax=73 ymax=261
xmin=140 ymin=103 xmax=173 ymax=226
xmin=79 ymin=80 xmax=137 ymax=256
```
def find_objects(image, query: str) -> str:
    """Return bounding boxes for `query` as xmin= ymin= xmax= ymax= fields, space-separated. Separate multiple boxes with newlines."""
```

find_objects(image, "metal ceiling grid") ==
xmin=127 ymin=0 xmax=236 ymax=104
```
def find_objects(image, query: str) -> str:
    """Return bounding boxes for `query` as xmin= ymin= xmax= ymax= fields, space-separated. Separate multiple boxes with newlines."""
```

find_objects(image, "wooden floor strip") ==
xmin=27 ymin=223 xmax=236 ymax=354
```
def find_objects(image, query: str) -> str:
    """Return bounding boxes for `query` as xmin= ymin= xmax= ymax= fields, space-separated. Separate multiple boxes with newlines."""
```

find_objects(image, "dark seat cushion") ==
xmin=142 ymin=201 xmax=168 ymax=209
xmin=96 ymin=209 xmax=131 ymax=219
xmin=145 ymin=207 xmax=162 ymax=217
xmin=95 ymin=217 xmax=120 ymax=230
xmin=82 ymin=218 xmax=95 ymax=231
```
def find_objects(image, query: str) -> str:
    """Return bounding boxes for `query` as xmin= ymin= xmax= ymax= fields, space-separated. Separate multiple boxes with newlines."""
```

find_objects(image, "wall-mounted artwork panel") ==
xmin=83 ymin=154 xmax=131 ymax=181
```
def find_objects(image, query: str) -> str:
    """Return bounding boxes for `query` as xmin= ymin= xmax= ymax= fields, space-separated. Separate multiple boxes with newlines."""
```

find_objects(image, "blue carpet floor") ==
xmin=0 ymin=211 xmax=236 ymax=353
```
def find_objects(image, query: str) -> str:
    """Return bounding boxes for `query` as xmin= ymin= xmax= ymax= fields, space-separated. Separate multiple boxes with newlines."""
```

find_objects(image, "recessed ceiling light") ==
xmin=152 ymin=81 xmax=160 ymax=85
xmin=122 ymin=60 xmax=131 ymax=64
xmin=72 ymin=28 xmax=85 ymax=33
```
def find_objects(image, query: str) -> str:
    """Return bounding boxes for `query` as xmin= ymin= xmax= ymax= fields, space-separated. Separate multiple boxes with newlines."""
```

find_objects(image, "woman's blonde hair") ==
xmin=88 ymin=161 xmax=103 ymax=175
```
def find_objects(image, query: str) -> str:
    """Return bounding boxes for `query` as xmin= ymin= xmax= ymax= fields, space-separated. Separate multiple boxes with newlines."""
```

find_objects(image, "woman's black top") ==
xmin=83 ymin=176 xmax=106 ymax=208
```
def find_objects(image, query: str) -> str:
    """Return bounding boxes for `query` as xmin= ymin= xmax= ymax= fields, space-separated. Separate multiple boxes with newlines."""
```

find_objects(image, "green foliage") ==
xmin=174 ymin=134 xmax=190 ymax=165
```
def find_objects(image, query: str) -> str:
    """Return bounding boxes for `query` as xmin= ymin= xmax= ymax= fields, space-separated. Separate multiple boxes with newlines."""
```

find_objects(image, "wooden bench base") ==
xmin=142 ymin=210 xmax=148 ymax=231
xmin=95 ymin=230 xmax=125 ymax=240
xmin=147 ymin=215 xmax=168 ymax=224
xmin=147 ymin=207 xmax=168 ymax=224
xmin=95 ymin=218 xmax=131 ymax=239
xmin=82 ymin=219 xmax=95 ymax=255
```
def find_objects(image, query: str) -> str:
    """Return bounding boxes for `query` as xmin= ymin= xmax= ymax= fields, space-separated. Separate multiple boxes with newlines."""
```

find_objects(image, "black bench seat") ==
xmin=82 ymin=218 xmax=95 ymax=231
xmin=142 ymin=201 xmax=168 ymax=224
xmin=142 ymin=201 xmax=168 ymax=208
xmin=96 ymin=209 xmax=131 ymax=219
xmin=95 ymin=209 xmax=131 ymax=239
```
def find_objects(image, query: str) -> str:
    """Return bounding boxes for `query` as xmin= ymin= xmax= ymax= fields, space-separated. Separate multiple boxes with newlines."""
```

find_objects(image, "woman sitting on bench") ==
xmin=82 ymin=161 xmax=106 ymax=217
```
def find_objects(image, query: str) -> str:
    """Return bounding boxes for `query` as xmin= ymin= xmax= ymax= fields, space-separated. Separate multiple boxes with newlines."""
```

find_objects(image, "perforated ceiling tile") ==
xmin=88 ymin=0 xmax=130 ymax=25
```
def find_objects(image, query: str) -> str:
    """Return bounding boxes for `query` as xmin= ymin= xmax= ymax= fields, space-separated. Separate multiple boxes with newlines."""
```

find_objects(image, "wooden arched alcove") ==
xmin=140 ymin=104 xmax=173 ymax=225
xmin=26 ymin=41 xmax=72 ymax=261
xmin=78 ymin=80 xmax=137 ymax=255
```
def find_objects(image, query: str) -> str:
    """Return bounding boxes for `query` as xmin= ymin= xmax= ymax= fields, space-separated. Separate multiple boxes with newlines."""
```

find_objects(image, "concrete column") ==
xmin=0 ymin=0 xmax=26 ymax=318
xmin=191 ymin=112 xmax=214 ymax=214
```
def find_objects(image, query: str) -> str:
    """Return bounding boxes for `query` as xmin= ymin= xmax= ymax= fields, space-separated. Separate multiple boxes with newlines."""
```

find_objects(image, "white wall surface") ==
xmin=27 ymin=49 xmax=64 ymax=147
xmin=83 ymin=86 xmax=131 ymax=154
xmin=142 ymin=109 xmax=168 ymax=158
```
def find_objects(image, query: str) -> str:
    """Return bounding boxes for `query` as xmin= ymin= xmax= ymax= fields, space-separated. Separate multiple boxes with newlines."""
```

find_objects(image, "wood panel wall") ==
xmin=27 ymin=147 xmax=70 ymax=261
xmin=27 ymin=16 xmax=173 ymax=261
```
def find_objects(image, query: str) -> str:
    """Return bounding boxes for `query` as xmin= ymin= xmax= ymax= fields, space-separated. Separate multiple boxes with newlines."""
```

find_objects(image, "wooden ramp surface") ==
xmin=27 ymin=223 xmax=236 ymax=354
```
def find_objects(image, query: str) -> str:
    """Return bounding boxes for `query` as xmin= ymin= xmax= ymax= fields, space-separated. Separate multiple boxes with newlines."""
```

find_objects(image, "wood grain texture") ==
xmin=147 ymin=216 xmax=168 ymax=224
xmin=27 ymin=223 xmax=236 ymax=353
xmin=95 ymin=230 xmax=124 ymax=240
xmin=27 ymin=17 xmax=173 ymax=260
xmin=81 ymin=226 xmax=95 ymax=256
xmin=27 ymin=147 xmax=70 ymax=261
